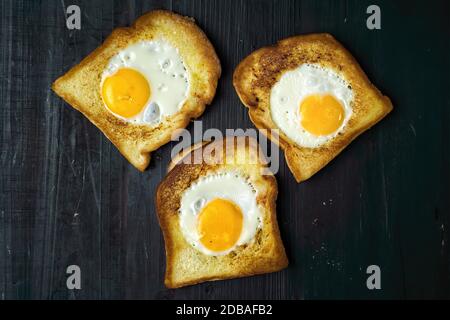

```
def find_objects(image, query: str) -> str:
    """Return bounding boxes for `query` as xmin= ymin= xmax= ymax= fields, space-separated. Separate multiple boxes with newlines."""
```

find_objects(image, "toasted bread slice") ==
xmin=233 ymin=33 xmax=393 ymax=182
xmin=156 ymin=136 xmax=288 ymax=288
xmin=52 ymin=10 xmax=221 ymax=171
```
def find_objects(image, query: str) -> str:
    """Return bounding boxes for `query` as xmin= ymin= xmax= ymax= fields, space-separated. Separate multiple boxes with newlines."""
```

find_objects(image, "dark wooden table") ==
xmin=1 ymin=0 xmax=449 ymax=300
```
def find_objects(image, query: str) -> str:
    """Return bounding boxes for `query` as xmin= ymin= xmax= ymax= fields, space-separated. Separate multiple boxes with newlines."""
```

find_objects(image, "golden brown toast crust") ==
xmin=156 ymin=137 xmax=288 ymax=288
xmin=52 ymin=10 xmax=221 ymax=171
xmin=233 ymin=33 xmax=393 ymax=182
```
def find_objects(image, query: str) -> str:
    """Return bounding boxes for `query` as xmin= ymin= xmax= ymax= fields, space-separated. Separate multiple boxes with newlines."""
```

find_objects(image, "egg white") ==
xmin=101 ymin=39 xmax=190 ymax=125
xmin=179 ymin=172 xmax=262 ymax=256
xmin=270 ymin=64 xmax=353 ymax=148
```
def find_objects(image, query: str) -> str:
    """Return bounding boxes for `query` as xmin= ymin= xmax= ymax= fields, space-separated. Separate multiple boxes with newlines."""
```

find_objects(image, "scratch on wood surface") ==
xmin=409 ymin=123 xmax=417 ymax=137
xmin=83 ymin=120 xmax=100 ymax=213
xmin=60 ymin=0 xmax=67 ymax=19
xmin=144 ymin=240 xmax=149 ymax=260
xmin=379 ymin=150 xmax=390 ymax=239
xmin=65 ymin=152 xmax=76 ymax=177
xmin=73 ymin=159 xmax=86 ymax=215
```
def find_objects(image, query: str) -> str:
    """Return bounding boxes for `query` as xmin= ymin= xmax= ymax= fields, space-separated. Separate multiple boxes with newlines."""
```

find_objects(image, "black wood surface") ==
xmin=0 ymin=0 xmax=449 ymax=300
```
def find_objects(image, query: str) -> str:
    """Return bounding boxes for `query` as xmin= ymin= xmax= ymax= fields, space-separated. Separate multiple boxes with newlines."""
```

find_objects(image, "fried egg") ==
xmin=179 ymin=172 xmax=262 ymax=256
xmin=270 ymin=64 xmax=353 ymax=148
xmin=101 ymin=39 xmax=189 ymax=125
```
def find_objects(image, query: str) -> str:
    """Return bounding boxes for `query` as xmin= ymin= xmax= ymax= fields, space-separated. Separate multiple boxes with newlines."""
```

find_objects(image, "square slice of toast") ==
xmin=156 ymin=136 xmax=288 ymax=288
xmin=233 ymin=33 xmax=393 ymax=182
xmin=53 ymin=10 xmax=221 ymax=171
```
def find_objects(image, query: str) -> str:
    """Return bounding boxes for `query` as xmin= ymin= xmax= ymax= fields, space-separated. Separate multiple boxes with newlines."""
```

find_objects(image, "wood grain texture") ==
xmin=0 ymin=0 xmax=449 ymax=299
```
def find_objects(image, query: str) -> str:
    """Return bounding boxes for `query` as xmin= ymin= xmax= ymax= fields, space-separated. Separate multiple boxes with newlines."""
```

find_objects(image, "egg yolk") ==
xmin=197 ymin=198 xmax=243 ymax=252
xmin=101 ymin=68 xmax=150 ymax=118
xmin=299 ymin=94 xmax=345 ymax=136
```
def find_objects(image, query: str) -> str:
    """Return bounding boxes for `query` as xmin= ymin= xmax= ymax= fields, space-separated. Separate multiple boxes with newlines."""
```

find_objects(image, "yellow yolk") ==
xmin=299 ymin=94 xmax=345 ymax=136
xmin=197 ymin=198 xmax=243 ymax=252
xmin=101 ymin=68 xmax=150 ymax=118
